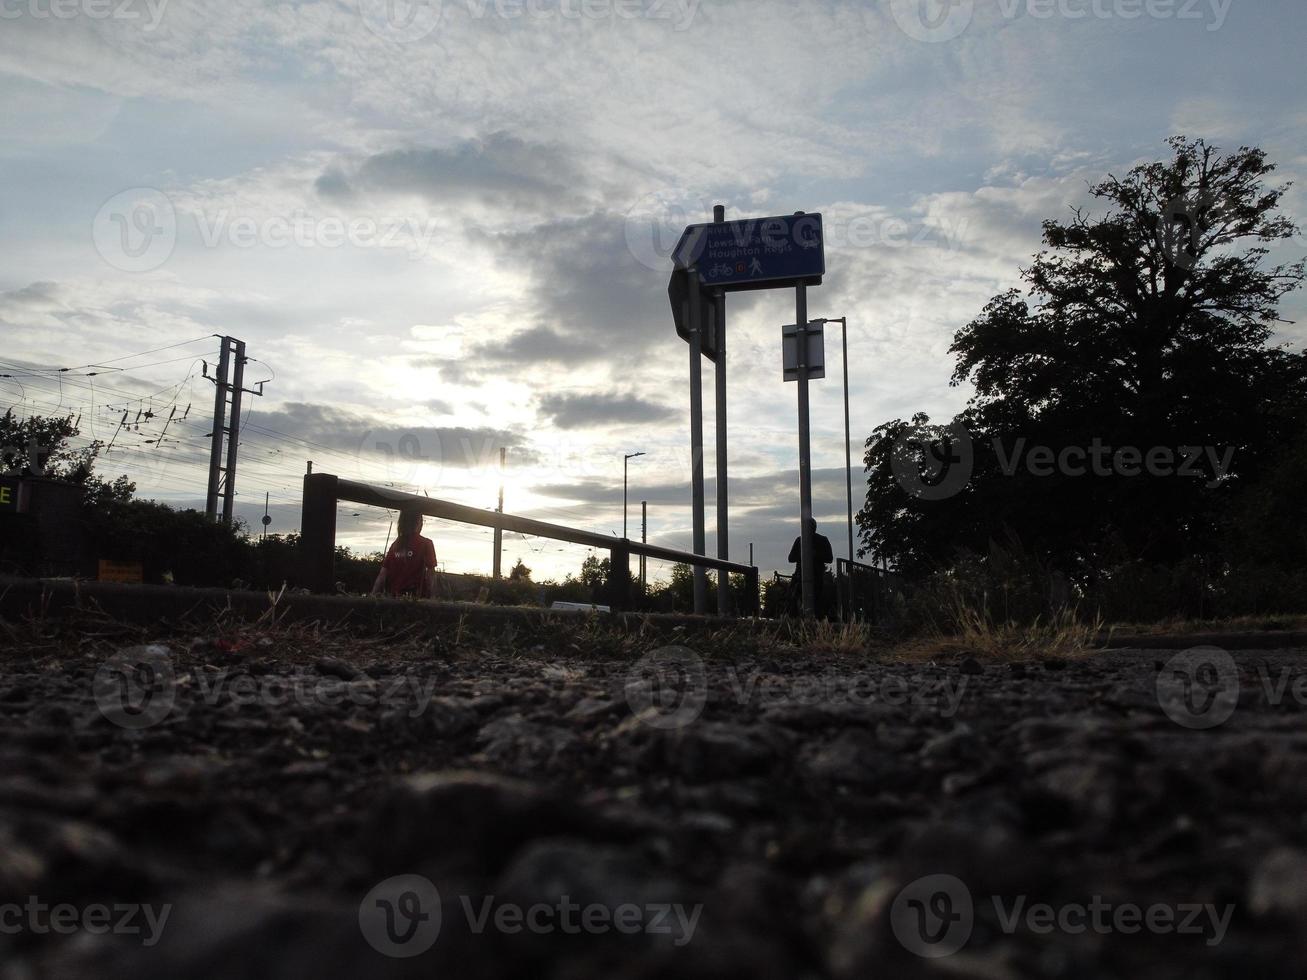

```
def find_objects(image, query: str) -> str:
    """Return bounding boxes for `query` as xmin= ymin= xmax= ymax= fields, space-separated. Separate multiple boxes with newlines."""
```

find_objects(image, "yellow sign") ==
xmin=0 ymin=478 xmax=20 ymax=513
xmin=98 ymin=560 xmax=145 ymax=585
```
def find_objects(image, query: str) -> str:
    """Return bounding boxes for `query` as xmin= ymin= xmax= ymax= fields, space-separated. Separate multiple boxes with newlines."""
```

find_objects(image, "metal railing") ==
xmin=299 ymin=473 xmax=759 ymax=614
xmin=836 ymin=557 xmax=902 ymax=625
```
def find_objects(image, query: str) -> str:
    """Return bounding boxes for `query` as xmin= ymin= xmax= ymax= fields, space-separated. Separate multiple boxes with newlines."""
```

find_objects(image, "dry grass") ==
xmin=1106 ymin=613 xmax=1307 ymax=636
xmin=891 ymin=593 xmax=1107 ymax=663
xmin=26 ymin=577 xmax=1295 ymax=670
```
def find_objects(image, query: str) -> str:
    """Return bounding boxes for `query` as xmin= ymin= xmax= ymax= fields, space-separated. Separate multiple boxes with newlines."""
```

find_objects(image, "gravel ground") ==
xmin=1 ymin=627 xmax=1305 ymax=979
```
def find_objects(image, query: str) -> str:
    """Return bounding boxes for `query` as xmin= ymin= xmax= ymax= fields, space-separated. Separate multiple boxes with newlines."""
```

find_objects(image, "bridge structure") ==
xmin=299 ymin=471 xmax=760 ymax=614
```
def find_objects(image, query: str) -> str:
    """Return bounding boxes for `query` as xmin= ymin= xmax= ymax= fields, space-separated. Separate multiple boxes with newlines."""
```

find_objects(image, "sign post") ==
xmin=793 ymin=296 xmax=816 ymax=618
xmin=688 ymin=268 xmax=708 ymax=614
xmin=712 ymin=205 xmax=730 ymax=616
xmin=784 ymin=312 xmax=827 ymax=617
xmin=669 ymin=210 xmax=825 ymax=617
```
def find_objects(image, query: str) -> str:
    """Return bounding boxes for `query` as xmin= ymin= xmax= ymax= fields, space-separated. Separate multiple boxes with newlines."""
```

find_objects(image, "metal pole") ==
xmin=300 ymin=472 xmax=338 ymax=593
xmin=841 ymin=317 xmax=854 ymax=567
xmin=641 ymin=501 xmax=647 ymax=591
xmin=623 ymin=455 xmax=629 ymax=540
xmin=688 ymin=269 xmax=708 ymax=614
xmin=221 ymin=340 xmax=246 ymax=525
xmin=713 ymin=204 xmax=730 ymax=617
xmin=204 ymin=339 xmax=231 ymax=520
xmin=796 ymin=286 xmax=815 ymax=618
xmin=493 ymin=446 xmax=505 ymax=579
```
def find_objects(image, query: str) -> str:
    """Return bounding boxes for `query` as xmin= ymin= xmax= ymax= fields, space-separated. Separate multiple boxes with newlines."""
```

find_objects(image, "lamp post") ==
xmin=623 ymin=452 xmax=645 ymax=540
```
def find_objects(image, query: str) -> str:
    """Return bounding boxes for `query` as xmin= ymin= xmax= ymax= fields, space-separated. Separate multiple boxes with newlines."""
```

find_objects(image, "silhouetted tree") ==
xmin=859 ymin=138 xmax=1307 ymax=581
xmin=579 ymin=553 xmax=609 ymax=589
xmin=0 ymin=410 xmax=134 ymax=506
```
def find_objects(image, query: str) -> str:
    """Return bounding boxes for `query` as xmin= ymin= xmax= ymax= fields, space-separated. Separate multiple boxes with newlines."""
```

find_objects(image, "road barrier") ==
xmin=299 ymin=473 xmax=759 ymax=614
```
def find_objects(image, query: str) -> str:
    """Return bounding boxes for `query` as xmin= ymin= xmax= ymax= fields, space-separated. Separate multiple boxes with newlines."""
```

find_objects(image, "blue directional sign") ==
xmin=671 ymin=213 xmax=824 ymax=291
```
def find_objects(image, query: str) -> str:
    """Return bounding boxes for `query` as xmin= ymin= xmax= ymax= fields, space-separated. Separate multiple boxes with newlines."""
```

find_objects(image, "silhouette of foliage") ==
xmin=858 ymin=138 xmax=1307 ymax=603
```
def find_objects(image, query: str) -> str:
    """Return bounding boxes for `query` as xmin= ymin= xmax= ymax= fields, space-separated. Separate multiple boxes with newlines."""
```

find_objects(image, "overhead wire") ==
xmin=5 ymin=355 xmax=630 ymax=577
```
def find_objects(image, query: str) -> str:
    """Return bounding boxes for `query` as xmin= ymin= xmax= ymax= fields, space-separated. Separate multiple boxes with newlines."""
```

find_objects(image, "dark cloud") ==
xmin=250 ymin=402 xmax=530 ymax=470
xmin=537 ymin=391 xmax=676 ymax=429
xmin=451 ymin=211 xmax=672 ymax=379
xmin=0 ymin=281 xmax=62 ymax=308
xmin=313 ymin=166 xmax=352 ymax=200
xmin=533 ymin=466 xmax=851 ymax=509
xmin=315 ymin=133 xmax=586 ymax=211
xmin=480 ymin=326 xmax=597 ymax=366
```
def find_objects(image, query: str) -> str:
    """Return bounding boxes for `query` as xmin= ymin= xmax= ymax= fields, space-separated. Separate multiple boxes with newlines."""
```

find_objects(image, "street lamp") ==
xmin=623 ymin=452 xmax=645 ymax=539
xmin=812 ymin=317 xmax=854 ymax=568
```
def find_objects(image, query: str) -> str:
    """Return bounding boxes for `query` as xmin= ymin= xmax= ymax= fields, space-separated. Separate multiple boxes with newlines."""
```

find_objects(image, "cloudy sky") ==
xmin=1 ymin=0 xmax=1304 ymax=581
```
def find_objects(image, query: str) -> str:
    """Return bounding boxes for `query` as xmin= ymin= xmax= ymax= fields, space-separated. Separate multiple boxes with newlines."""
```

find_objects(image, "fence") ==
xmin=299 ymin=473 xmax=759 ymax=614
xmin=837 ymin=557 xmax=903 ymax=625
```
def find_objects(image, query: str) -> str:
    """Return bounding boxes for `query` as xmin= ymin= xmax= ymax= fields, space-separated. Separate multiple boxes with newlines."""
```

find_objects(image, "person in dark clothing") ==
xmin=788 ymin=518 xmax=834 ymax=614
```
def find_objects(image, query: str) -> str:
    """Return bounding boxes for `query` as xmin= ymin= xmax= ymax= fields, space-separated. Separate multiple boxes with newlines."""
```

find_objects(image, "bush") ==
xmin=84 ymin=499 xmax=252 ymax=586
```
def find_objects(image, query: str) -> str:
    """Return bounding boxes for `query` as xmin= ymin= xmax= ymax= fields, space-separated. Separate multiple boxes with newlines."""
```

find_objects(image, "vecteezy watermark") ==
xmin=359 ymin=0 xmax=443 ymax=41
xmin=189 ymin=209 xmax=439 ymax=258
xmin=891 ymin=874 xmax=1234 ymax=957
xmin=0 ymin=0 xmax=170 ymax=30
xmin=1156 ymin=646 xmax=1239 ymax=730
xmin=93 ymin=645 xmax=177 ymax=729
xmin=0 ymin=897 xmax=172 ymax=947
xmin=92 ymin=188 xmax=177 ymax=274
xmin=359 ymin=0 xmax=698 ymax=41
xmin=190 ymin=670 xmax=440 ymax=717
xmin=464 ymin=0 xmax=698 ymax=29
xmin=93 ymin=647 xmax=441 ymax=730
xmin=1 ymin=439 xmax=52 ymax=477
xmin=881 ymin=0 xmax=1233 ymax=42
xmin=358 ymin=874 xmax=703 ymax=958
xmin=891 ymin=874 xmax=974 ymax=958
xmin=1156 ymin=187 xmax=1236 ymax=271
xmin=890 ymin=421 xmax=1236 ymax=500
xmin=359 ymin=875 xmax=444 ymax=958
xmin=621 ymin=191 xmax=968 ymax=273
xmin=621 ymin=647 xmax=969 ymax=730
xmin=724 ymin=670 xmax=969 ymax=717
xmin=1254 ymin=665 xmax=1307 ymax=709
xmin=355 ymin=429 xmax=446 ymax=489
xmin=624 ymin=645 xmax=708 ymax=730
xmin=92 ymin=188 xmax=440 ymax=273
xmin=891 ymin=421 xmax=974 ymax=502
xmin=883 ymin=0 xmax=975 ymax=42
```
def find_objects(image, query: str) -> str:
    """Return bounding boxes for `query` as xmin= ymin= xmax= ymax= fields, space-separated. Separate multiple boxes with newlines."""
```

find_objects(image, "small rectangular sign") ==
xmin=0 ymin=477 xmax=26 ymax=514
xmin=98 ymin=560 xmax=144 ymax=584
xmin=673 ymin=213 xmax=824 ymax=291
xmin=782 ymin=322 xmax=826 ymax=381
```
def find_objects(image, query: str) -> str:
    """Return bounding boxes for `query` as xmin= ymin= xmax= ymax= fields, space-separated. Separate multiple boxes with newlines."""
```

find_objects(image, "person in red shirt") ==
xmin=372 ymin=507 xmax=437 ymax=598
